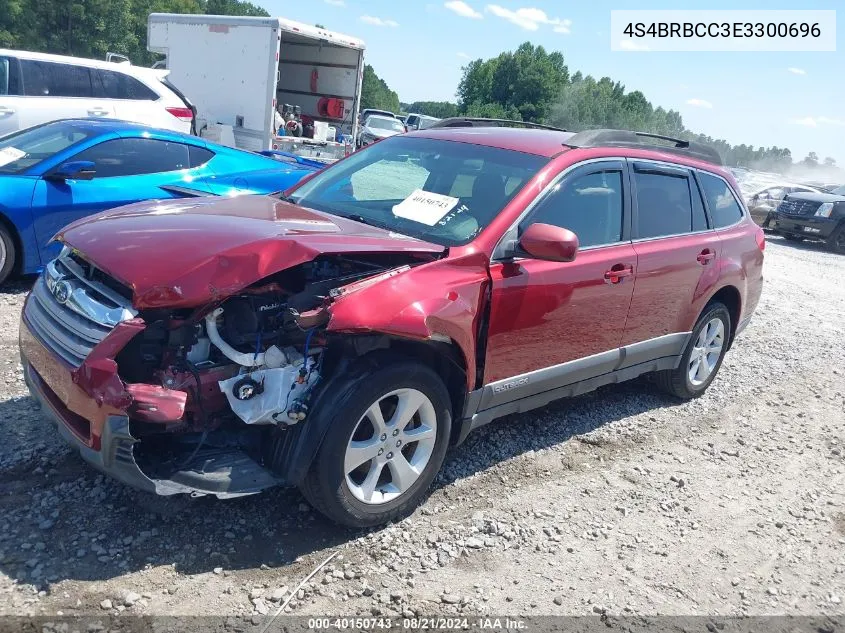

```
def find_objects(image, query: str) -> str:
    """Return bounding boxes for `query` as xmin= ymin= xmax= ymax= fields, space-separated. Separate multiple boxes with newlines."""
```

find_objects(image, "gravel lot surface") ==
xmin=0 ymin=236 xmax=842 ymax=621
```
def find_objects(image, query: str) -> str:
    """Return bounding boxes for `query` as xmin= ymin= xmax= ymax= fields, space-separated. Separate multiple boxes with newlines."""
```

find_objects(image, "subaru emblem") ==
xmin=53 ymin=280 xmax=72 ymax=305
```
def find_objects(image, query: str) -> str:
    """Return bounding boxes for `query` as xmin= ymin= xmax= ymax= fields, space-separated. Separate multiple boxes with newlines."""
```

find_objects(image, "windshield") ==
xmin=0 ymin=122 xmax=95 ymax=174
xmin=833 ymin=185 xmax=845 ymax=196
xmin=367 ymin=117 xmax=405 ymax=133
xmin=288 ymin=136 xmax=548 ymax=246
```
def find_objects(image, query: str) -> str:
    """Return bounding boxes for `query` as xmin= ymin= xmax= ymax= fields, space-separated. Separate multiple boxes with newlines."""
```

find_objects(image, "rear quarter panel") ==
xmin=715 ymin=217 xmax=764 ymax=328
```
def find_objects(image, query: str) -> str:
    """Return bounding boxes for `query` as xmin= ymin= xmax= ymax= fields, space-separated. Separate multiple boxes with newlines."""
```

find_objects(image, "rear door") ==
xmin=30 ymin=136 xmax=211 ymax=262
xmin=621 ymin=160 xmax=721 ymax=349
xmin=0 ymin=55 xmax=23 ymax=135
xmin=17 ymin=59 xmax=116 ymax=130
xmin=91 ymin=67 xmax=172 ymax=130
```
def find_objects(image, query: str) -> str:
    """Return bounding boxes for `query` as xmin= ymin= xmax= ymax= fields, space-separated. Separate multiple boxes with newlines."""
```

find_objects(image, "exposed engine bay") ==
xmin=112 ymin=252 xmax=433 ymax=492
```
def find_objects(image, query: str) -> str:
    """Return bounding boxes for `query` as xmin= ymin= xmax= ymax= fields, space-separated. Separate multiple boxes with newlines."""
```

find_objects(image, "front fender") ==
xmin=326 ymin=252 xmax=491 ymax=390
xmin=0 ymin=177 xmax=40 ymax=273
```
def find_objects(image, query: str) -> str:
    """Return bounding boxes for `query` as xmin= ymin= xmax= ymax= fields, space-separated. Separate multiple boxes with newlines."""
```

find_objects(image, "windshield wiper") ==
xmin=277 ymin=193 xmax=297 ymax=204
xmin=335 ymin=213 xmax=393 ymax=232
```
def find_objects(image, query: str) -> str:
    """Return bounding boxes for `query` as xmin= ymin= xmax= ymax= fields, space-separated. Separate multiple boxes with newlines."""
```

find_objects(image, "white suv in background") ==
xmin=0 ymin=49 xmax=195 ymax=137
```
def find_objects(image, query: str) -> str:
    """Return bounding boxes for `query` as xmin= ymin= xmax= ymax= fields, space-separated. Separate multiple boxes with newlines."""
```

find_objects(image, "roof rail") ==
xmin=564 ymin=129 xmax=723 ymax=165
xmin=428 ymin=117 xmax=568 ymax=132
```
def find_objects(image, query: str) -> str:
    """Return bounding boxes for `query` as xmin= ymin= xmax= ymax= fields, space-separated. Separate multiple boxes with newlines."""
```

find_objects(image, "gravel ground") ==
xmin=0 ymin=235 xmax=843 ymax=621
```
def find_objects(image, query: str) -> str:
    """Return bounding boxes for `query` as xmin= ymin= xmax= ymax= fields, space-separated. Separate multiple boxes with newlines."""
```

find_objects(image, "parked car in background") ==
xmin=0 ymin=49 xmax=195 ymax=137
xmin=0 ymin=119 xmax=319 ymax=283
xmin=404 ymin=113 xmax=441 ymax=130
xmin=359 ymin=108 xmax=397 ymax=123
xmin=746 ymin=183 xmax=827 ymax=227
xmin=357 ymin=114 xmax=406 ymax=147
xmin=769 ymin=185 xmax=845 ymax=253
xmin=19 ymin=121 xmax=763 ymax=527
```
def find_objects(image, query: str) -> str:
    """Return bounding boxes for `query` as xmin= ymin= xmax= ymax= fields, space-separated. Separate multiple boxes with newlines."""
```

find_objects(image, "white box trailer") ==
xmin=147 ymin=13 xmax=365 ymax=161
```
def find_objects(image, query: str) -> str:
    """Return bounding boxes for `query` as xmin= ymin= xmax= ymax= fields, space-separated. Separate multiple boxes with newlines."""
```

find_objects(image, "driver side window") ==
xmin=520 ymin=170 xmax=624 ymax=248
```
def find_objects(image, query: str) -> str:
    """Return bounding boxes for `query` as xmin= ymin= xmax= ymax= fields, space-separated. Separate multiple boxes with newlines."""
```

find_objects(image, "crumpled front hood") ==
xmin=56 ymin=195 xmax=444 ymax=309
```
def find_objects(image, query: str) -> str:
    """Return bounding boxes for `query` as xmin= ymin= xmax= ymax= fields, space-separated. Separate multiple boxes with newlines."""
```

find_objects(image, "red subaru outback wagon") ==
xmin=20 ymin=121 xmax=764 ymax=527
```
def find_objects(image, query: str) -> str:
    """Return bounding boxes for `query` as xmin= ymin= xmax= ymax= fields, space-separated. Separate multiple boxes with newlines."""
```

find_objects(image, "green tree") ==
xmin=457 ymin=42 xmax=567 ymax=122
xmin=203 ymin=0 xmax=268 ymax=16
xmin=404 ymin=101 xmax=458 ymax=118
xmin=360 ymin=64 xmax=400 ymax=113
xmin=0 ymin=0 xmax=267 ymax=64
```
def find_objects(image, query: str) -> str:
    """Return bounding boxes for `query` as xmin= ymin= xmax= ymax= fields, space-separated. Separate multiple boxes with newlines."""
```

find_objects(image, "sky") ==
xmin=266 ymin=0 xmax=845 ymax=166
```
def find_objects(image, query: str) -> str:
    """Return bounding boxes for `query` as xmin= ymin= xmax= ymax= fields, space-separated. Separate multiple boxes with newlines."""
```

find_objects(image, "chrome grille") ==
xmin=777 ymin=199 xmax=820 ymax=217
xmin=24 ymin=252 xmax=137 ymax=367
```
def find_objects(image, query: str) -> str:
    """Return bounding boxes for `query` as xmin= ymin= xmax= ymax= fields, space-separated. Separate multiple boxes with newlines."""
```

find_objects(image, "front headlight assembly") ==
xmin=815 ymin=203 xmax=834 ymax=218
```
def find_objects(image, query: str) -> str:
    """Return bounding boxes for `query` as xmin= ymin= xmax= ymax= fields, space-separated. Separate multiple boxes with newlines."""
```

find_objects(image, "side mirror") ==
xmin=518 ymin=223 xmax=579 ymax=262
xmin=46 ymin=160 xmax=96 ymax=182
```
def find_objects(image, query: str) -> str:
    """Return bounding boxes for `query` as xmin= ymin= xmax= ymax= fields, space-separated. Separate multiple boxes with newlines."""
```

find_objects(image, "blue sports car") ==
xmin=0 ymin=119 xmax=320 ymax=283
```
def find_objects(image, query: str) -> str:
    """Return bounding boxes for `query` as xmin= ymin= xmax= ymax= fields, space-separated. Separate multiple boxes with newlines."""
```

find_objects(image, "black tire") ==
xmin=299 ymin=359 xmax=452 ymax=527
xmin=826 ymin=224 xmax=845 ymax=254
xmin=655 ymin=302 xmax=731 ymax=400
xmin=0 ymin=225 xmax=16 ymax=285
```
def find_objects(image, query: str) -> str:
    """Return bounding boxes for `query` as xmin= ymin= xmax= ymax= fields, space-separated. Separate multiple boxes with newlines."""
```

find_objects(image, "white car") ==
xmin=357 ymin=115 xmax=406 ymax=147
xmin=0 ymin=49 xmax=194 ymax=137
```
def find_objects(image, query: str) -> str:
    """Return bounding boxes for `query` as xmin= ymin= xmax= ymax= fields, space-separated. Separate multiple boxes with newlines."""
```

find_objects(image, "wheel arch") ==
xmin=266 ymin=333 xmax=468 ymax=486
xmin=0 ymin=209 xmax=24 ymax=277
xmin=703 ymin=284 xmax=742 ymax=349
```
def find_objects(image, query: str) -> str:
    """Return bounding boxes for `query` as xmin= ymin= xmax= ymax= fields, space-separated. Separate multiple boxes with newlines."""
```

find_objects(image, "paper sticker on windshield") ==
xmin=0 ymin=147 xmax=25 ymax=168
xmin=392 ymin=189 xmax=460 ymax=226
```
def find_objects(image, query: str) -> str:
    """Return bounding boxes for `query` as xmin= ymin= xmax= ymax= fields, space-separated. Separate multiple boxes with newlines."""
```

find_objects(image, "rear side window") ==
xmin=21 ymin=60 xmax=93 ymax=97
xmin=92 ymin=69 xmax=159 ymax=101
xmin=0 ymin=56 xmax=22 ymax=96
xmin=521 ymin=170 xmax=624 ymax=248
xmin=73 ymin=138 xmax=191 ymax=178
xmin=633 ymin=171 xmax=695 ymax=239
xmin=189 ymin=146 xmax=215 ymax=168
xmin=699 ymin=173 xmax=744 ymax=228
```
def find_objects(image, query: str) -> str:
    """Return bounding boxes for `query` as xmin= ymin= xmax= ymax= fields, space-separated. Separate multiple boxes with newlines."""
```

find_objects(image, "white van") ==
xmin=0 ymin=49 xmax=194 ymax=137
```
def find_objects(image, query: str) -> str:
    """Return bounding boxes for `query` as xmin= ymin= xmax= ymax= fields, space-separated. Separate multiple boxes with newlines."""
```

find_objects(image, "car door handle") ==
xmin=604 ymin=264 xmax=634 ymax=284
xmin=697 ymin=249 xmax=716 ymax=265
xmin=88 ymin=108 xmax=109 ymax=116
xmin=0 ymin=106 xmax=14 ymax=116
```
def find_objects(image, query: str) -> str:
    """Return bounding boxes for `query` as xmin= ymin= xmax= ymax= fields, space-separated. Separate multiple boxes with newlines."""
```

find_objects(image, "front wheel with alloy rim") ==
xmin=300 ymin=359 xmax=452 ymax=527
xmin=655 ymin=302 xmax=731 ymax=400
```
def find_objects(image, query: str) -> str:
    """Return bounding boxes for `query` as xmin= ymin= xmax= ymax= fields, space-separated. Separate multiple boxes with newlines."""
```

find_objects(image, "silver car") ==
xmin=358 ymin=115 xmax=406 ymax=147
xmin=405 ymin=113 xmax=441 ymax=131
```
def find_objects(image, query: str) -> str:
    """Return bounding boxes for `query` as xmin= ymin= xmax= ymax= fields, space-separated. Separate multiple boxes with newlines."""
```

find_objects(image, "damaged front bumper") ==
xmin=20 ymin=313 xmax=282 ymax=498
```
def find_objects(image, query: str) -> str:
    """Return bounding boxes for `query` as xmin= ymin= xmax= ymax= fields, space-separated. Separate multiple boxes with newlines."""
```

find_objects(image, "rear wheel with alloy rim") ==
xmin=655 ymin=302 xmax=731 ymax=400
xmin=300 ymin=359 xmax=451 ymax=527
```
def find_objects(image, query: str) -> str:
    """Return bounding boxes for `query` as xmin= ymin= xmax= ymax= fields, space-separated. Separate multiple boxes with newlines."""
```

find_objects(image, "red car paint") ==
xmin=56 ymin=195 xmax=444 ymax=310
xmin=23 ymin=127 xmax=764 ymax=469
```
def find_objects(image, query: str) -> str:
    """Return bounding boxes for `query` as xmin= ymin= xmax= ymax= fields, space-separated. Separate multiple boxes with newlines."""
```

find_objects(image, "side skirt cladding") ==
xmin=455 ymin=332 xmax=691 ymax=444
